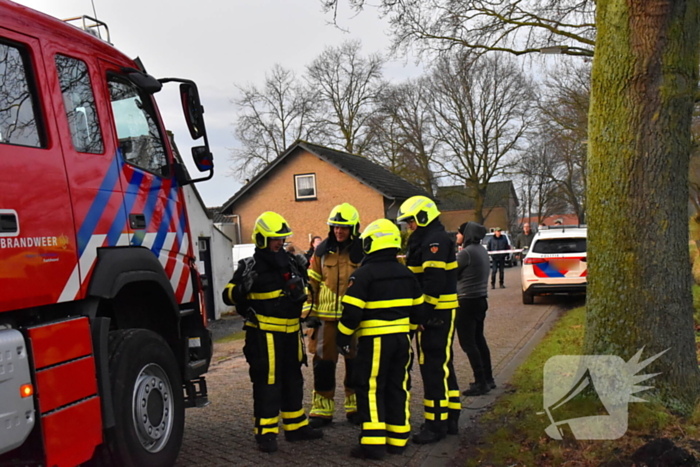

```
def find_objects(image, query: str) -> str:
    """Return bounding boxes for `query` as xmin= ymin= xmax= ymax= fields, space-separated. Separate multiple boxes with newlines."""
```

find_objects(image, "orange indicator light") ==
xmin=20 ymin=384 xmax=34 ymax=398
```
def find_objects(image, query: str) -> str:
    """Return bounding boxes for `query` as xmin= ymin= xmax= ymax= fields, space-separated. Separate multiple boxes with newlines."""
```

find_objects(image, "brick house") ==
xmin=216 ymin=141 xmax=430 ymax=248
xmin=436 ymin=181 xmax=520 ymax=233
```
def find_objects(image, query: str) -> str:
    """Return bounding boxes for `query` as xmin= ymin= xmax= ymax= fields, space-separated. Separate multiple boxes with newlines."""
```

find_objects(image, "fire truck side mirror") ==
xmin=180 ymin=83 xmax=205 ymax=140
xmin=123 ymin=68 xmax=163 ymax=93
xmin=192 ymin=146 xmax=213 ymax=173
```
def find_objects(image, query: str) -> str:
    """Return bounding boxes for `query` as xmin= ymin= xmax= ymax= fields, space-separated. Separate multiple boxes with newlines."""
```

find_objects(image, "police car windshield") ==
xmin=532 ymin=238 xmax=586 ymax=254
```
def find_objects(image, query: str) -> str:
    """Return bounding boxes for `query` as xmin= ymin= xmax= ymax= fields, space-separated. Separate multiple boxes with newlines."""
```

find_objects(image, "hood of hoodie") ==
xmin=461 ymin=222 xmax=487 ymax=246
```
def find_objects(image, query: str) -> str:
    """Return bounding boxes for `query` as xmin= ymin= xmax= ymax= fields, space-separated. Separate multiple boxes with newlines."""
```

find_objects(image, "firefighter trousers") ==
xmin=308 ymin=320 xmax=357 ymax=418
xmin=355 ymin=333 xmax=412 ymax=452
xmin=243 ymin=327 xmax=309 ymax=441
xmin=416 ymin=309 xmax=461 ymax=433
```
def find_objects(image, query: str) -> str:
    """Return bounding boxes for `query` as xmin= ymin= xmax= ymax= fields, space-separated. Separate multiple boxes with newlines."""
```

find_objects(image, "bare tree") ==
xmin=306 ymin=40 xmax=386 ymax=155
xmin=320 ymin=0 xmax=595 ymax=58
xmin=430 ymin=52 xmax=536 ymax=224
xmin=366 ymin=79 xmax=440 ymax=195
xmin=517 ymin=140 xmax=567 ymax=224
xmin=230 ymin=65 xmax=321 ymax=180
xmin=535 ymin=62 xmax=589 ymax=222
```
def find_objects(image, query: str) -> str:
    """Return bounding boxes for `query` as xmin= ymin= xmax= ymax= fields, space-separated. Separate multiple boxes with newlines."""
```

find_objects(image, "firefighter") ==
xmin=303 ymin=203 xmax=364 ymax=427
xmin=336 ymin=219 xmax=425 ymax=460
xmin=222 ymin=212 xmax=322 ymax=453
xmin=396 ymin=196 xmax=461 ymax=444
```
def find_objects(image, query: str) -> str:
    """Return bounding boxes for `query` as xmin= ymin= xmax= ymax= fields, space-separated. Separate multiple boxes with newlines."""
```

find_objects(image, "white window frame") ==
xmin=294 ymin=173 xmax=317 ymax=200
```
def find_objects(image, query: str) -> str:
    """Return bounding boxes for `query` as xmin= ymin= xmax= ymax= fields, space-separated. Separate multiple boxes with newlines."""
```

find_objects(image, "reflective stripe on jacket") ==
xmin=304 ymin=243 xmax=360 ymax=320
xmin=338 ymin=250 xmax=425 ymax=339
xmin=405 ymin=220 xmax=458 ymax=314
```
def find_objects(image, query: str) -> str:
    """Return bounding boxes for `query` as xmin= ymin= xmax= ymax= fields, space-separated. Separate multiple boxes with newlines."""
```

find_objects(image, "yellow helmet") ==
xmin=396 ymin=196 xmax=440 ymax=227
xmin=361 ymin=219 xmax=401 ymax=254
xmin=251 ymin=211 xmax=293 ymax=248
xmin=327 ymin=203 xmax=360 ymax=237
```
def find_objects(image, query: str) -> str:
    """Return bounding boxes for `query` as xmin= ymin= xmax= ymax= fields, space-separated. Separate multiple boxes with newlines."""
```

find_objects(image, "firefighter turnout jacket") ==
xmin=404 ymin=219 xmax=461 ymax=431
xmin=337 ymin=249 xmax=425 ymax=451
xmin=222 ymin=248 xmax=310 ymax=440
xmin=304 ymin=238 xmax=362 ymax=320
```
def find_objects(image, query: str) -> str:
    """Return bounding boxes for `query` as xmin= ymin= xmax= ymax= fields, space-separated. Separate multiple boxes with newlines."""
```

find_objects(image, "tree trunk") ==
xmin=585 ymin=0 xmax=700 ymax=412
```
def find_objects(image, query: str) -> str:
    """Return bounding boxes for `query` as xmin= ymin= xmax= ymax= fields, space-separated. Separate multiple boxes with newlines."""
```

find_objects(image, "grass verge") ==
xmin=214 ymin=330 xmax=245 ymax=345
xmin=464 ymin=306 xmax=700 ymax=466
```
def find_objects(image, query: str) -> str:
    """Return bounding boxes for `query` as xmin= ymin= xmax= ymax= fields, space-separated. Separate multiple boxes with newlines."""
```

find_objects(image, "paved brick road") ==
xmin=176 ymin=266 xmax=573 ymax=466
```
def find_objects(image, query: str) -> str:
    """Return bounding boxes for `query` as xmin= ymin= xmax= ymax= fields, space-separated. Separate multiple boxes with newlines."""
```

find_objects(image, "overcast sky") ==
xmin=15 ymin=0 xmax=423 ymax=207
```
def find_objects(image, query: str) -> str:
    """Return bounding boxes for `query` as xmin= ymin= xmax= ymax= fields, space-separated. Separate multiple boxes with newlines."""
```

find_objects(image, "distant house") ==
xmin=521 ymin=214 xmax=581 ymax=230
xmin=435 ymin=181 xmax=520 ymax=233
xmin=217 ymin=141 xmax=430 ymax=247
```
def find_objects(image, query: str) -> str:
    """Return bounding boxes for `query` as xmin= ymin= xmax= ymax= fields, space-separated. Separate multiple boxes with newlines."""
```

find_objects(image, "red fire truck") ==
xmin=0 ymin=2 xmax=214 ymax=465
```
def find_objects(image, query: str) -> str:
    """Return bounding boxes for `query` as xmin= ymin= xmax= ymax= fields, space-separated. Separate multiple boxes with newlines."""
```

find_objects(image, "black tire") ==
xmin=522 ymin=290 xmax=534 ymax=305
xmin=102 ymin=329 xmax=185 ymax=467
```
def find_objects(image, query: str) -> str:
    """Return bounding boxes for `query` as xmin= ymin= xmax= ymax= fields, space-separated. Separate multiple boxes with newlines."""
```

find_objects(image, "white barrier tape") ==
xmin=486 ymin=249 xmax=524 ymax=255
xmin=398 ymin=249 xmax=524 ymax=258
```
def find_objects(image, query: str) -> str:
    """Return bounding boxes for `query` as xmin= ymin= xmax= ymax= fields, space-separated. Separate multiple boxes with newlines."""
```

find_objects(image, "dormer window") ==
xmin=294 ymin=173 xmax=316 ymax=200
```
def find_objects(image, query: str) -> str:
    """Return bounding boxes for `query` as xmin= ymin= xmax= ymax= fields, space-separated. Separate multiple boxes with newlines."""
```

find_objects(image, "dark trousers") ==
xmin=308 ymin=320 xmax=356 ymax=413
xmin=416 ymin=309 xmax=460 ymax=433
xmin=491 ymin=256 xmax=505 ymax=285
xmin=455 ymin=297 xmax=493 ymax=384
xmin=355 ymin=333 xmax=412 ymax=452
xmin=243 ymin=327 xmax=308 ymax=441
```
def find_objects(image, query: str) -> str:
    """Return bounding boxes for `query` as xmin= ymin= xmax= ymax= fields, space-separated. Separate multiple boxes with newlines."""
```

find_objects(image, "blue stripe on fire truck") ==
xmin=131 ymin=177 xmax=163 ymax=246
xmin=107 ymin=170 xmax=144 ymax=246
xmin=151 ymin=184 xmax=179 ymax=257
xmin=77 ymin=154 xmax=123 ymax=256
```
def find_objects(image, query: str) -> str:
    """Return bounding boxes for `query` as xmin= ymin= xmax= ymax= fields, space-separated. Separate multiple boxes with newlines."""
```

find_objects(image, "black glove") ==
xmin=336 ymin=331 xmax=351 ymax=356
xmin=242 ymin=271 xmax=258 ymax=293
xmin=303 ymin=316 xmax=322 ymax=329
xmin=244 ymin=308 xmax=259 ymax=325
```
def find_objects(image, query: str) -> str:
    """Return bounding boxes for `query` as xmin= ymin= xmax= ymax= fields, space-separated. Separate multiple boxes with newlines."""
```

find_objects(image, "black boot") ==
xmin=412 ymin=424 xmax=446 ymax=444
xmin=256 ymin=435 xmax=278 ymax=453
xmin=308 ymin=417 xmax=332 ymax=429
xmin=346 ymin=412 xmax=362 ymax=426
xmin=285 ymin=425 xmax=324 ymax=442
xmin=447 ymin=418 xmax=459 ymax=435
xmin=462 ymin=381 xmax=490 ymax=396
xmin=386 ymin=445 xmax=406 ymax=455
xmin=487 ymin=379 xmax=497 ymax=390
xmin=350 ymin=445 xmax=385 ymax=460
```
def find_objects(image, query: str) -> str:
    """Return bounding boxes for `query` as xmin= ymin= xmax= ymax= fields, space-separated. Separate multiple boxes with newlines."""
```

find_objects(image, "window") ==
xmin=294 ymin=173 xmax=316 ymax=200
xmin=108 ymin=76 xmax=169 ymax=176
xmin=532 ymin=238 xmax=587 ymax=254
xmin=0 ymin=42 xmax=44 ymax=147
xmin=55 ymin=54 xmax=103 ymax=153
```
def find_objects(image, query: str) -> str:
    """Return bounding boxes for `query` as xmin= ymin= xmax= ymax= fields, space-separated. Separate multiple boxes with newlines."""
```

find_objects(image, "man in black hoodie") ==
xmin=397 ymin=196 xmax=461 ymax=444
xmin=456 ymin=222 xmax=495 ymax=396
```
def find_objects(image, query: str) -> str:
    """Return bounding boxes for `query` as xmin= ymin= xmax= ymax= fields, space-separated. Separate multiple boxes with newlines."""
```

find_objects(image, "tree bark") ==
xmin=585 ymin=0 xmax=700 ymax=412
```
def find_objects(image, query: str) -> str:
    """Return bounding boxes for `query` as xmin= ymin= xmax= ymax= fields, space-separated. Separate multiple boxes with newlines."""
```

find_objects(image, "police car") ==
xmin=521 ymin=226 xmax=587 ymax=304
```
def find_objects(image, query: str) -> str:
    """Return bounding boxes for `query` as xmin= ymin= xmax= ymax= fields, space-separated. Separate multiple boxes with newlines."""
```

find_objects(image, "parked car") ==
xmin=520 ymin=226 xmax=587 ymax=304
xmin=482 ymin=232 xmax=515 ymax=267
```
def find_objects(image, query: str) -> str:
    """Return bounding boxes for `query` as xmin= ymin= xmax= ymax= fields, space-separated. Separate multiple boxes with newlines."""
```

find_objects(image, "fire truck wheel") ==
xmin=103 ymin=329 xmax=185 ymax=467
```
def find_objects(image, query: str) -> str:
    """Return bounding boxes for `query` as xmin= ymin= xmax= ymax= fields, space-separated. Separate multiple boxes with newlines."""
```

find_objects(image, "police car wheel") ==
xmin=522 ymin=290 xmax=534 ymax=305
xmin=103 ymin=329 xmax=185 ymax=467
